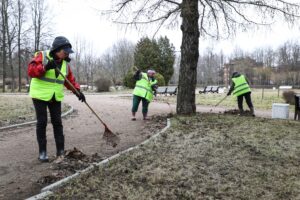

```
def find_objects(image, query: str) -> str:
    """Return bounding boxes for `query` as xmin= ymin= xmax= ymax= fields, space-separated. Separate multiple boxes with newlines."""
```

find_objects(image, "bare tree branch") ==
xmin=164 ymin=0 xmax=181 ymax=6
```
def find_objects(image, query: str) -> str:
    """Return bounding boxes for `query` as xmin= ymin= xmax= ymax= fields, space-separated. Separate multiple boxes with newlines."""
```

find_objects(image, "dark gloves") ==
xmin=75 ymin=91 xmax=86 ymax=102
xmin=45 ymin=59 xmax=57 ymax=71
xmin=152 ymin=85 xmax=158 ymax=96
xmin=151 ymin=84 xmax=158 ymax=91
xmin=133 ymin=69 xmax=142 ymax=80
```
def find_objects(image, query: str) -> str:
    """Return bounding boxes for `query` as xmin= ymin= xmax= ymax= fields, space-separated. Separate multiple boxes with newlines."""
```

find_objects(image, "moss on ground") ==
xmin=46 ymin=114 xmax=300 ymax=200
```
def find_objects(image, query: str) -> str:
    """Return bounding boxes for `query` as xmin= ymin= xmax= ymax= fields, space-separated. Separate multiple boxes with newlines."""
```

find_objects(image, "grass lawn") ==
xmin=0 ymin=95 xmax=70 ymax=127
xmin=46 ymin=113 xmax=300 ymax=200
xmin=156 ymin=89 xmax=298 ymax=111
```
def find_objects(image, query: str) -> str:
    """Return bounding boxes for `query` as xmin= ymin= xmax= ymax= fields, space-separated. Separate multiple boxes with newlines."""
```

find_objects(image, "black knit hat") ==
xmin=50 ymin=36 xmax=74 ymax=54
xmin=232 ymin=71 xmax=240 ymax=78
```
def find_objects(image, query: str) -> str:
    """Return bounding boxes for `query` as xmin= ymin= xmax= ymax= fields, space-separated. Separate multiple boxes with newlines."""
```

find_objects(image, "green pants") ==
xmin=132 ymin=95 xmax=149 ymax=114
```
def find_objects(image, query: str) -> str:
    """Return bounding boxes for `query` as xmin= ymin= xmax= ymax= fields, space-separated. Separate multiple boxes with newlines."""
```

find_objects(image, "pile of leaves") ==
xmin=37 ymin=148 xmax=103 ymax=186
xmin=224 ymin=109 xmax=253 ymax=116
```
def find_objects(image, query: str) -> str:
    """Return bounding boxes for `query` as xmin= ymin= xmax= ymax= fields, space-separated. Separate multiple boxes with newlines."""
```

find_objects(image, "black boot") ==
xmin=57 ymin=149 xmax=64 ymax=157
xmin=238 ymin=109 xmax=244 ymax=116
xmin=56 ymin=142 xmax=65 ymax=157
xmin=38 ymin=151 xmax=49 ymax=162
xmin=38 ymin=140 xmax=48 ymax=162
xmin=250 ymin=107 xmax=255 ymax=117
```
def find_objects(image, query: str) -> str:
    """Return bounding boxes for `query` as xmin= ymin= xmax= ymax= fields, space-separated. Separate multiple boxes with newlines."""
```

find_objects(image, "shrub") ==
xmin=95 ymin=78 xmax=111 ymax=92
xmin=123 ymin=70 xmax=135 ymax=89
xmin=282 ymin=90 xmax=295 ymax=105
xmin=154 ymin=73 xmax=165 ymax=86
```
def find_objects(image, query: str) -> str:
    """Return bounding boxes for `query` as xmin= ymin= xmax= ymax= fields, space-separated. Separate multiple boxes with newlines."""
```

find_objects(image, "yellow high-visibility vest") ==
xmin=133 ymin=72 xmax=157 ymax=102
xmin=232 ymin=75 xmax=251 ymax=97
xmin=29 ymin=50 xmax=68 ymax=101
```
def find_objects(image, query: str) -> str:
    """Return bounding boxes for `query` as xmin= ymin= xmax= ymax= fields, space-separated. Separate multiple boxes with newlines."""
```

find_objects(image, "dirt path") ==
xmin=0 ymin=94 xmax=170 ymax=200
xmin=0 ymin=94 xmax=289 ymax=200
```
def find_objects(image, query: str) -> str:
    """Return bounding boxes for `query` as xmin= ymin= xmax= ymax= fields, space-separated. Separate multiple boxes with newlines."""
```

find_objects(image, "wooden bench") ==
xmin=199 ymin=86 xmax=219 ymax=94
xmin=166 ymin=86 xmax=177 ymax=95
xmin=211 ymin=86 xmax=220 ymax=93
xmin=156 ymin=86 xmax=168 ymax=95
xmin=199 ymin=86 xmax=212 ymax=94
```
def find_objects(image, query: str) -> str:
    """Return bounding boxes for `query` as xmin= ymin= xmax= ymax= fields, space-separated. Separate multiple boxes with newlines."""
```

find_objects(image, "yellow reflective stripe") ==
xmin=135 ymin=85 xmax=153 ymax=94
xmin=233 ymin=86 xmax=250 ymax=95
xmin=234 ymin=82 xmax=248 ymax=90
xmin=39 ymin=77 xmax=65 ymax=84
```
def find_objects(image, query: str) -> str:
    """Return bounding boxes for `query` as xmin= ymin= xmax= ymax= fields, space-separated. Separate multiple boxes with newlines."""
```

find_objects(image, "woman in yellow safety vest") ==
xmin=227 ymin=72 xmax=255 ymax=116
xmin=131 ymin=69 xmax=158 ymax=120
xmin=28 ymin=36 xmax=85 ymax=162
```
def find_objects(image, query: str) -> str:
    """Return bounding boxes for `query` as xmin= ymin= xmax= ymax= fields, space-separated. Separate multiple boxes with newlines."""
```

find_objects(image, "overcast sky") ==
xmin=50 ymin=0 xmax=300 ymax=56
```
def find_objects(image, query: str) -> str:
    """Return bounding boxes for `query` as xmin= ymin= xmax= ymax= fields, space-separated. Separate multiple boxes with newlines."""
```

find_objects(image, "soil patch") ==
xmin=37 ymin=148 xmax=103 ymax=186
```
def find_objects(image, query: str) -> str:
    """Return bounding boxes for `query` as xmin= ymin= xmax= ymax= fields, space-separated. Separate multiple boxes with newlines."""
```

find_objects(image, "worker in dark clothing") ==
xmin=131 ymin=69 xmax=158 ymax=120
xmin=227 ymin=72 xmax=255 ymax=116
xmin=28 ymin=36 xmax=85 ymax=162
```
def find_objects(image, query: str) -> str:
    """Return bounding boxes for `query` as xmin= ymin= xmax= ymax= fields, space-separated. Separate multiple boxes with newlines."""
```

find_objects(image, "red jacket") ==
xmin=28 ymin=52 xmax=80 ymax=92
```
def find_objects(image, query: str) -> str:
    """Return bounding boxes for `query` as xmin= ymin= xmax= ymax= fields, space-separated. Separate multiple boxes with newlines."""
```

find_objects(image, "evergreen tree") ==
xmin=134 ymin=37 xmax=160 ymax=72
xmin=157 ymin=36 xmax=175 ymax=84
xmin=134 ymin=36 xmax=175 ymax=84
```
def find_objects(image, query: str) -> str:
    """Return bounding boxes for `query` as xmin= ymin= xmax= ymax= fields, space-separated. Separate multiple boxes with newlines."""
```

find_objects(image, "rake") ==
xmin=55 ymin=67 xmax=120 ymax=147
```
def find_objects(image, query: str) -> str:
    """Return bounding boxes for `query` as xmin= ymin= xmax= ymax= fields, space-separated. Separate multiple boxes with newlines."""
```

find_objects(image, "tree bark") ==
xmin=1 ymin=0 xmax=7 ymax=93
xmin=6 ymin=20 xmax=15 ymax=92
xmin=32 ymin=0 xmax=43 ymax=52
xmin=176 ymin=0 xmax=199 ymax=114
xmin=18 ymin=0 xmax=22 ymax=92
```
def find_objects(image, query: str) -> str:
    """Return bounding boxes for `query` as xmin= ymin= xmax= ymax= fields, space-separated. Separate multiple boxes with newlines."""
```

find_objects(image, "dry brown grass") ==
xmin=0 ymin=95 xmax=70 ymax=127
xmin=46 ymin=114 xmax=300 ymax=200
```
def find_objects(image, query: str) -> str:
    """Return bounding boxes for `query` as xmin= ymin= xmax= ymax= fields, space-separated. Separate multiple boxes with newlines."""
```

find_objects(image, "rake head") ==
xmin=102 ymin=125 xmax=120 ymax=148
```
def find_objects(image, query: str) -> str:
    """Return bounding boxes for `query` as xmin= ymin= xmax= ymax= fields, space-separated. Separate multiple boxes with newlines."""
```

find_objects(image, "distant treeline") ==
xmin=172 ymin=40 xmax=300 ymax=87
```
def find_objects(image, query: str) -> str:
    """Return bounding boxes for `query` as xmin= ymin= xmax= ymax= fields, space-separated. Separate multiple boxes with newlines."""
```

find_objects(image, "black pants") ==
xmin=32 ymin=98 xmax=64 ymax=153
xmin=237 ymin=92 xmax=253 ymax=111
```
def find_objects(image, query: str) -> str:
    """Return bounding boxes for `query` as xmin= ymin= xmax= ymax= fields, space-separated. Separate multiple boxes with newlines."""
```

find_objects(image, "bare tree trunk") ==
xmin=1 ymin=0 xmax=7 ymax=93
xmin=176 ymin=0 xmax=199 ymax=114
xmin=7 ymin=40 xmax=14 ymax=92
xmin=32 ymin=0 xmax=43 ymax=52
xmin=74 ymin=38 xmax=81 ymax=82
xmin=6 ymin=20 xmax=15 ymax=92
xmin=17 ymin=0 xmax=22 ymax=92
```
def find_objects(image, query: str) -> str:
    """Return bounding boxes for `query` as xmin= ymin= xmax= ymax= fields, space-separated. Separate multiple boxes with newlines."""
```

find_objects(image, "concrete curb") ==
xmin=0 ymin=106 xmax=74 ymax=131
xmin=25 ymin=191 xmax=53 ymax=200
xmin=26 ymin=118 xmax=171 ymax=200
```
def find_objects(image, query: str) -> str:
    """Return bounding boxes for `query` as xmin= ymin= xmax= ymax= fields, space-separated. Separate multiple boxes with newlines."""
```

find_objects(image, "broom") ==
xmin=55 ymin=67 xmax=120 ymax=147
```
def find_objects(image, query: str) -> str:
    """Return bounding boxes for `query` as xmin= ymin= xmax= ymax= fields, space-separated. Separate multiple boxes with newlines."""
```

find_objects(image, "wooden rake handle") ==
xmin=215 ymin=95 xmax=228 ymax=107
xmin=55 ymin=67 xmax=107 ymax=127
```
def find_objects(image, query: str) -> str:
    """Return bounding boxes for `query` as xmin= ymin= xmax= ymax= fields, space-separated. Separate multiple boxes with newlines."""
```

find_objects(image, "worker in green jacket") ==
xmin=131 ymin=69 xmax=158 ymax=120
xmin=227 ymin=72 xmax=255 ymax=116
